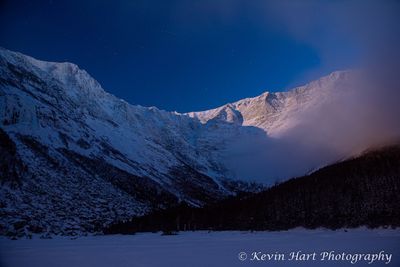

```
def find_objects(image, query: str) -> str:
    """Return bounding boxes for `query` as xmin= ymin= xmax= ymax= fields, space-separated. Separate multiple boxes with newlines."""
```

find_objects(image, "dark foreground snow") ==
xmin=0 ymin=229 xmax=399 ymax=267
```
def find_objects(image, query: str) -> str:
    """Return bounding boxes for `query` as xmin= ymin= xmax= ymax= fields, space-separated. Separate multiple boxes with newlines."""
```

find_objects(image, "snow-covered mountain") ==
xmin=188 ymin=71 xmax=352 ymax=136
xmin=0 ymin=48 xmax=262 ymax=237
xmin=1 ymin=47 xmax=397 ymax=237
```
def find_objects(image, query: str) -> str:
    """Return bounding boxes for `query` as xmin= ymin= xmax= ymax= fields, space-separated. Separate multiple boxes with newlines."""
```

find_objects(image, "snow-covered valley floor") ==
xmin=1 ymin=229 xmax=399 ymax=267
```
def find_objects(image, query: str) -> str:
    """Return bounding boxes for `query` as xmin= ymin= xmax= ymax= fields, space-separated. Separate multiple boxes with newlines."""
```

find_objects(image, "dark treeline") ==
xmin=104 ymin=145 xmax=400 ymax=234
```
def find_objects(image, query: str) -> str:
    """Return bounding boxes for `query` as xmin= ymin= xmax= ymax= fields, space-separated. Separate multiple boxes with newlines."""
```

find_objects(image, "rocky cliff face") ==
xmin=0 ymin=48 xmax=259 ymax=237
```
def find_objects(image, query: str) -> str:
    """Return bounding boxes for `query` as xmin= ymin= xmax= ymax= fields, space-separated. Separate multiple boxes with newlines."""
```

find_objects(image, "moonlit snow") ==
xmin=1 ymin=229 xmax=399 ymax=267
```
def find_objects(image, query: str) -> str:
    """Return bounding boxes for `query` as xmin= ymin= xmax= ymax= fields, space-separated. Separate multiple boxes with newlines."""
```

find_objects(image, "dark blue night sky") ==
xmin=0 ymin=0 xmax=363 ymax=112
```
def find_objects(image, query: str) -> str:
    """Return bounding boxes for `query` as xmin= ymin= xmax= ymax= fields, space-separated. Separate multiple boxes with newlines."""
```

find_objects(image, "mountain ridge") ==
xmin=188 ymin=70 xmax=353 ymax=135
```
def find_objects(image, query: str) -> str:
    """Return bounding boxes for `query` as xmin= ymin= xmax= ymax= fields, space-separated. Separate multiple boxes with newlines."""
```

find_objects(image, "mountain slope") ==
xmin=0 ymin=48 xmax=259 ymax=237
xmin=105 ymin=145 xmax=400 ymax=233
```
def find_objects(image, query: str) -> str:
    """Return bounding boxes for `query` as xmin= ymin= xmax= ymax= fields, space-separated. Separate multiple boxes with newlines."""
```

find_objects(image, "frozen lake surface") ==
xmin=1 ymin=229 xmax=399 ymax=267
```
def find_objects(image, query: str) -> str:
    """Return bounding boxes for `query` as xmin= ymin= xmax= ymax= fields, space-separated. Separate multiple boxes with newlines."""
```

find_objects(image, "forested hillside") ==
xmin=105 ymin=145 xmax=400 ymax=234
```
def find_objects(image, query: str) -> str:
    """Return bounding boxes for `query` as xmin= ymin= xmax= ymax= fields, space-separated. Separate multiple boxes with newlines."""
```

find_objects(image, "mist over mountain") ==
xmin=189 ymin=69 xmax=400 ymax=181
xmin=1 ymin=47 xmax=399 ymax=236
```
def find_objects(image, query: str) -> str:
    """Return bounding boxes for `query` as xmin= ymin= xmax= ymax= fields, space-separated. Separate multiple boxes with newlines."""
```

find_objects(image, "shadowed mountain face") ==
xmin=0 ymin=47 xmax=399 ymax=237
xmin=105 ymin=145 xmax=400 ymax=234
xmin=0 ymin=48 xmax=258 ymax=237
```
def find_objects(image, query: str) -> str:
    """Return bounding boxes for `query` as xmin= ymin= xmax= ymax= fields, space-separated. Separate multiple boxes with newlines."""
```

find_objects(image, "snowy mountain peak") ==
xmin=188 ymin=70 xmax=353 ymax=135
xmin=0 ymin=47 xmax=108 ymax=102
